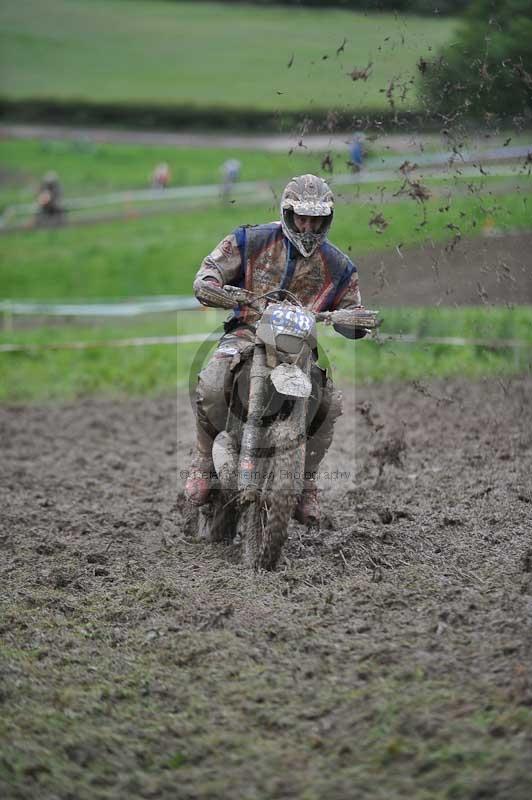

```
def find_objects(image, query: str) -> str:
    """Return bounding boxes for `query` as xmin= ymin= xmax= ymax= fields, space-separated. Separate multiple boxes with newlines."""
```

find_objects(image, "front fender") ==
xmin=270 ymin=363 xmax=312 ymax=398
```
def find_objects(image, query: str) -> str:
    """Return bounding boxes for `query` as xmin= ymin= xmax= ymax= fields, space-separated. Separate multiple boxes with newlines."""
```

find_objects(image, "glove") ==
xmin=193 ymin=277 xmax=238 ymax=309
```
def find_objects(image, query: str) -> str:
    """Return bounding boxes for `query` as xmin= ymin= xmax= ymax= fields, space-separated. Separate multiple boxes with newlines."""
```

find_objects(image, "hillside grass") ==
xmin=2 ymin=137 xmax=530 ymax=213
xmin=1 ymin=190 xmax=531 ymax=300
xmin=1 ymin=307 xmax=530 ymax=403
xmin=0 ymin=139 xmax=354 ymax=211
xmin=0 ymin=0 xmax=455 ymax=112
xmin=1 ymin=135 xmax=530 ymax=402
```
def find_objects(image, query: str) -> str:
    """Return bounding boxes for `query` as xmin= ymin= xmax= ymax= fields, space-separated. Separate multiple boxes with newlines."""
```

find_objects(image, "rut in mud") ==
xmin=1 ymin=376 xmax=532 ymax=798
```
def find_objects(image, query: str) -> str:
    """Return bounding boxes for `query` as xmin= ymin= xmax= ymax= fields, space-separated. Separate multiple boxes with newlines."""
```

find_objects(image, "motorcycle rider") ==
xmin=35 ymin=171 xmax=64 ymax=224
xmin=185 ymin=174 xmax=366 ymax=526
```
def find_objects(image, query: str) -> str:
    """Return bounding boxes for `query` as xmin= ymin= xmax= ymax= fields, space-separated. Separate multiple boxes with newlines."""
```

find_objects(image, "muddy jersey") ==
xmin=193 ymin=222 xmax=362 ymax=326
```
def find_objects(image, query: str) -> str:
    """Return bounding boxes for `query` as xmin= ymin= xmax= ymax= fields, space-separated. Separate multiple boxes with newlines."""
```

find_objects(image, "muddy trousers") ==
xmin=193 ymin=335 xmax=343 ymax=474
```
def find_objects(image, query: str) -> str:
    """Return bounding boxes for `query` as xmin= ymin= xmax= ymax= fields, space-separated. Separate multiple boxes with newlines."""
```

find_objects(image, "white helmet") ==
xmin=280 ymin=174 xmax=334 ymax=257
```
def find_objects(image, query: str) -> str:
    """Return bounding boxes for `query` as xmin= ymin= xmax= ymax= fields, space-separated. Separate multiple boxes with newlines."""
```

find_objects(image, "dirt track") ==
xmin=2 ymin=375 xmax=532 ymax=798
xmin=0 ymin=124 xmax=445 ymax=152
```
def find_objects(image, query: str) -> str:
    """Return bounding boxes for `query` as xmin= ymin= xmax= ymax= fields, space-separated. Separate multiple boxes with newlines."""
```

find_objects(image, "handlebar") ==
xmin=222 ymin=286 xmax=303 ymax=308
xmin=222 ymin=286 xmax=380 ymax=330
xmin=195 ymin=280 xmax=379 ymax=330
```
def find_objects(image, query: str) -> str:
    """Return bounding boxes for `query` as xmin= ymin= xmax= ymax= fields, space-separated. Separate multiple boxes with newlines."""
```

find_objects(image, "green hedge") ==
xmin=3 ymin=96 xmax=531 ymax=132
xmin=0 ymin=97 xmax=442 ymax=133
xmin=172 ymin=1 xmax=469 ymax=15
xmin=4 ymin=97 xmax=532 ymax=135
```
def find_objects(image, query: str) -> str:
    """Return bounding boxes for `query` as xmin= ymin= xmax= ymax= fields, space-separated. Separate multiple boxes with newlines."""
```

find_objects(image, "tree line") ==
xmin=422 ymin=0 xmax=532 ymax=117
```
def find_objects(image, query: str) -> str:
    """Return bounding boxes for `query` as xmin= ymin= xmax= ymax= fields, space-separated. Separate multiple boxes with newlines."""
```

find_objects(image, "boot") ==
xmin=293 ymin=388 xmax=341 ymax=527
xmin=294 ymin=479 xmax=320 ymax=527
xmin=184 ymin=427 xmax=214 ymax=507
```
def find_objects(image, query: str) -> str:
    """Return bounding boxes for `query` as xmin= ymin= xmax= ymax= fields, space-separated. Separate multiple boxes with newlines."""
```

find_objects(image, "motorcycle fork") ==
xmin=238 ymin=345 xmax=269 ymax=499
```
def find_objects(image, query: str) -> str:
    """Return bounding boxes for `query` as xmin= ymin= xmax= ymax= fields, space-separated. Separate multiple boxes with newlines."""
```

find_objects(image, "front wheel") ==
xmin=239 ymin=418 xmax=305 ymax=571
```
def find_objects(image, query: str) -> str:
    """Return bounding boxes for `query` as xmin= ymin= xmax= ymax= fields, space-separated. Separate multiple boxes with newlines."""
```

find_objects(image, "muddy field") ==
xmin=360 ymin=231 xmax=532 ymax=307
xmin=1 ymin=374 xmax=532 ymax=799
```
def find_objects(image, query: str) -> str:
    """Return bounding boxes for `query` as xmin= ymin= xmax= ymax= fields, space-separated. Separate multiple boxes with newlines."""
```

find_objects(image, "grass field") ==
xmin=1 ymin=135 xmax=530 ymax=403
xmin=0 ymin=0 xmax=455 ymax=112
xmin=1 ymin=189 xmax=531 ymax=300
xmin=1 ymin=307 xmax=530 ymax=403
xmin=2 ymin=137 xmax=530 ymax=213
xmin=0 ymin=139 xmax=353 ymax=211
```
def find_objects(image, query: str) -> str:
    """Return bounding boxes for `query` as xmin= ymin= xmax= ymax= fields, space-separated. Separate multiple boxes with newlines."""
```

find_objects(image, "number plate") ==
xmin=270 ymin=305 xmax=313 ymax=337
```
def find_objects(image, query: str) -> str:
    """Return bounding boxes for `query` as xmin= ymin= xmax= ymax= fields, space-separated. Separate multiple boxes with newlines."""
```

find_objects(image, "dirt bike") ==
xmin=35 ymin=193 xmax=66 ymax=227
xmin=188 ymin=285 xmax=379 ymax=571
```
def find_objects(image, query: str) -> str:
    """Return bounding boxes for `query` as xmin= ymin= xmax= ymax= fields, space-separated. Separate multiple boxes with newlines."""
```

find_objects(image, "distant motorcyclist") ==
xmin=35 ymin=171 xmax=64 ymax=224
xmin=185 ymin=174 xmax=367 ymax=526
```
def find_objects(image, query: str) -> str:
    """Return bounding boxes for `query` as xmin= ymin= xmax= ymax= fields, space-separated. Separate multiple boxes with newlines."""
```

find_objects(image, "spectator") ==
xmin=220 ymin=158 xmax=241 ymax=202
xmin=348 ymin=136 xmax=365 ymax=172
xmin=152 ymin=162 xmax=171 ymax=189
